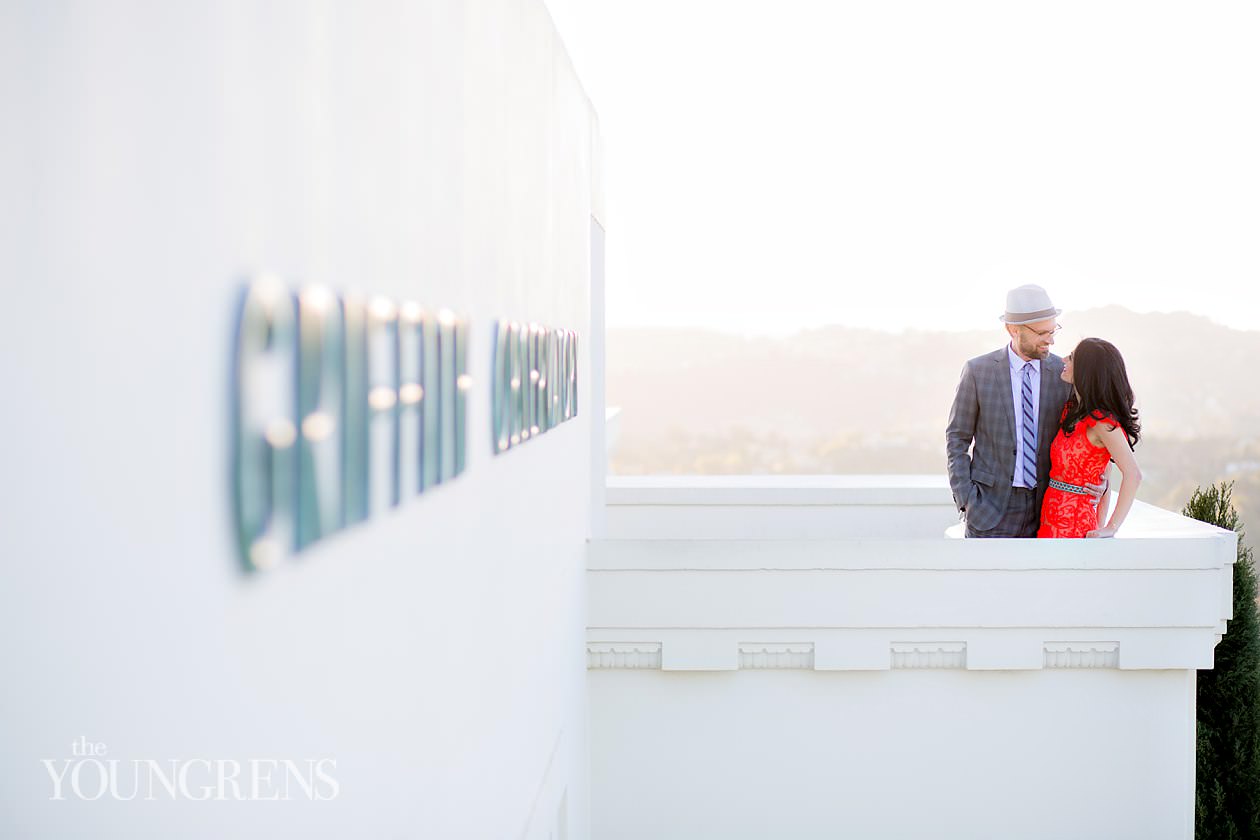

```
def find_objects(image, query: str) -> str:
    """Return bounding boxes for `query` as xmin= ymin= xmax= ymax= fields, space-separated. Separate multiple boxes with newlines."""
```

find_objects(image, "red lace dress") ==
xmin=1037 ymin=407 xmax=1117 ymax=539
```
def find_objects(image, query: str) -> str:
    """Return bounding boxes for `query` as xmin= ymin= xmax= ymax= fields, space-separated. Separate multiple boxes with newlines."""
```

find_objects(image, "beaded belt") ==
xmin=1049 ymin=477 xmax=1090 ymax=495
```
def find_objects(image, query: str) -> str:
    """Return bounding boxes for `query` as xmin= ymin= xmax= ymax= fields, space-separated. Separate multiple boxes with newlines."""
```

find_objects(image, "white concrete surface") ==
xmin=1 ymin=2 xmax=600 ymax=838
xmin=607 ymin=474 xmax=963 ymax=539
xmin=589 ymin=477 xmax=1237 ymax=839
xmin=591 ymin=668 xmax=1196 ymax=840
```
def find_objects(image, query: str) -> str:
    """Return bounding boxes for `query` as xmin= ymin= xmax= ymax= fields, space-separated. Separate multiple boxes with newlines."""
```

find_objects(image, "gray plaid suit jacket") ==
xmin=946 ymin=346 xmax=1072 ymax=532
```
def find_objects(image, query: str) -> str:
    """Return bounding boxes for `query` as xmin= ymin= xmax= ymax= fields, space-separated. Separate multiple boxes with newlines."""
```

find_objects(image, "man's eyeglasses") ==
xmin=1021 ymin=323 xmax=1062 ymax=339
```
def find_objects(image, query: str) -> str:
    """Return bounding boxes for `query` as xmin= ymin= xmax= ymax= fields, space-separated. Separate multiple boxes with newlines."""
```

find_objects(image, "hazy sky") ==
xmin=545 ymin=1 xmax=1260 ymax=335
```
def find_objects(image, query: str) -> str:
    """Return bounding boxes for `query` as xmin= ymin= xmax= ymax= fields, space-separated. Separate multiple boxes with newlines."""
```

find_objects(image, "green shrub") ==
xmin=1187 ymin=482 xmax=1260 ymax=840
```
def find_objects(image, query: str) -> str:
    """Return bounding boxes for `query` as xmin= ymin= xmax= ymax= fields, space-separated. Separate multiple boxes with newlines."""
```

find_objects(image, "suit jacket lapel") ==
xmin=992 ymin=347 xmax=1014 ymax=448
xmin=1038 ymin=355 xmax=1063 ymax=439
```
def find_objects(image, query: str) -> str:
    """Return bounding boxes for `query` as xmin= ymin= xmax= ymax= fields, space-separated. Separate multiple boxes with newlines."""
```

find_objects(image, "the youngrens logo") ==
xmin=43 ymin=737 xmax=338 ymax=802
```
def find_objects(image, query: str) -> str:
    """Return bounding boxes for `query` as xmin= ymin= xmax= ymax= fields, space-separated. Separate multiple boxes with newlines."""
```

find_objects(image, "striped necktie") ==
xmin=1021 ymin=361 xmax=1037 ymax=487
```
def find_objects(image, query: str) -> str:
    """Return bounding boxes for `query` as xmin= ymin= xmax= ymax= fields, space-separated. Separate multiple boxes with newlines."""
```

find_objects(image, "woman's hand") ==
xmin=1084 ymin=477 xmax=1108 ymax=506
xmin=1085 ymin=526 xmax=1117 ymax=539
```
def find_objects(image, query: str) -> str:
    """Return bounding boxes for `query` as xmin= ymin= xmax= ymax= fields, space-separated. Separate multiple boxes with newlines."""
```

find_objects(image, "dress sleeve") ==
xmin=1082 ymin=411 xmax=1120 ymax=431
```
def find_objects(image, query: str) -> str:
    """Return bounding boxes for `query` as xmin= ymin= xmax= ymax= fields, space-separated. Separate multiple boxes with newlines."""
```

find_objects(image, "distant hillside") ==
xmin=607 ymin=308 xmax=1260 ymax=530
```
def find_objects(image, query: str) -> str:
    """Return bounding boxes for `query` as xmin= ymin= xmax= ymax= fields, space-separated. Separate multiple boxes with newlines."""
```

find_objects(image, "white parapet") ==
xmin=588 ymin=476 xmax=1238 ymax=840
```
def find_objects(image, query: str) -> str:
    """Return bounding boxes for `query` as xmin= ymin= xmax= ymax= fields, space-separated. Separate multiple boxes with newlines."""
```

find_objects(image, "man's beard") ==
xmin=1020 ymin=337 xmax=1049 ymax=360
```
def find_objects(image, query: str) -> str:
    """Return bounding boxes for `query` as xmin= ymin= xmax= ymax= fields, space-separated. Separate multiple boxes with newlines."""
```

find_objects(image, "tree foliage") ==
xmin=1187 ymin=482 xmax=1260 ymax=840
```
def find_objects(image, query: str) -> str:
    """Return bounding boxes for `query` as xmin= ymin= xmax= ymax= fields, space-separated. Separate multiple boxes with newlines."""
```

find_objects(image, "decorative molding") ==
xmin=584 ymin=640 xmax=1141 ymax=671
xmin=1043 ymin=642 xmax=1120 ymax=669
xmin=891 ymin=643 xmax=967 ymax=669
xmin=739 ymin=643 xmax=814 ymax=670
xmin=587 ymin=643 xmax=662 ymax=670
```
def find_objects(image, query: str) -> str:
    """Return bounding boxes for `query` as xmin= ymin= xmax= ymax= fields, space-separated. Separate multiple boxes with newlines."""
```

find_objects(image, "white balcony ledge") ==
xmin=587 ymin=476 xmax=1240 ymax=839
xmin=590 ymin=475 xmax=1237 ymax=672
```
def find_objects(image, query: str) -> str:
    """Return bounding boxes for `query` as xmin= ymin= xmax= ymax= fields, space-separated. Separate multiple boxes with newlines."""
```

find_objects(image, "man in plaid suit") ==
xmin=946 ymin=285 xmax=1100 ymax=538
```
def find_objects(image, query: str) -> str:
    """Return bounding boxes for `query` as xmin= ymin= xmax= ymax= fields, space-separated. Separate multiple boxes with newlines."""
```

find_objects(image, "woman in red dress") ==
xmin=1038 ymin=338 xmax=1143 ymax=539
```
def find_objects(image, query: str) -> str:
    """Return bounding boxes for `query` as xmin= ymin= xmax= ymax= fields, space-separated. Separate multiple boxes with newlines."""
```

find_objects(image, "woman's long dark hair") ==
xmin=1063 ymin=337 xmax=1141 ymax=449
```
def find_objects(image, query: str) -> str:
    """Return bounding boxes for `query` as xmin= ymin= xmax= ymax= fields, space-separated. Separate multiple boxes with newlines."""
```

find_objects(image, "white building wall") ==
xmin=1 ymin=2 xmax=601 ymax=838
xmin=592 ymin=668 xmax=1196 ymax=840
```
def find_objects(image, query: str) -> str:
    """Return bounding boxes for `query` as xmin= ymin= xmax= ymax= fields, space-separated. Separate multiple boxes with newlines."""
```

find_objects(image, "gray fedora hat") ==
xmin=1000 ymin=284 xmax=1062 ymax=325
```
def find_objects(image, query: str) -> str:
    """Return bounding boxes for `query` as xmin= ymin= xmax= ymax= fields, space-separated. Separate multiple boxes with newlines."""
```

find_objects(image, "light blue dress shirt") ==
xmin=1007 ymin=344 xmax=1041 ymax=488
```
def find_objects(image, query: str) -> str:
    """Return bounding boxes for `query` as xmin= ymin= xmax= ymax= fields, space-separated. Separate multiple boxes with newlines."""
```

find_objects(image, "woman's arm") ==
xmin=1094 ymin=463 xmax=1113 ymax=529
xmin=1086 ymin=427 xmax=1142 ymax=538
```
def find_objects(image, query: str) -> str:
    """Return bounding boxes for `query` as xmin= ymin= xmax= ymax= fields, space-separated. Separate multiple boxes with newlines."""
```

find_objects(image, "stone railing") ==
xmin=587 ymin=476 xmax=1238 ymax=840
